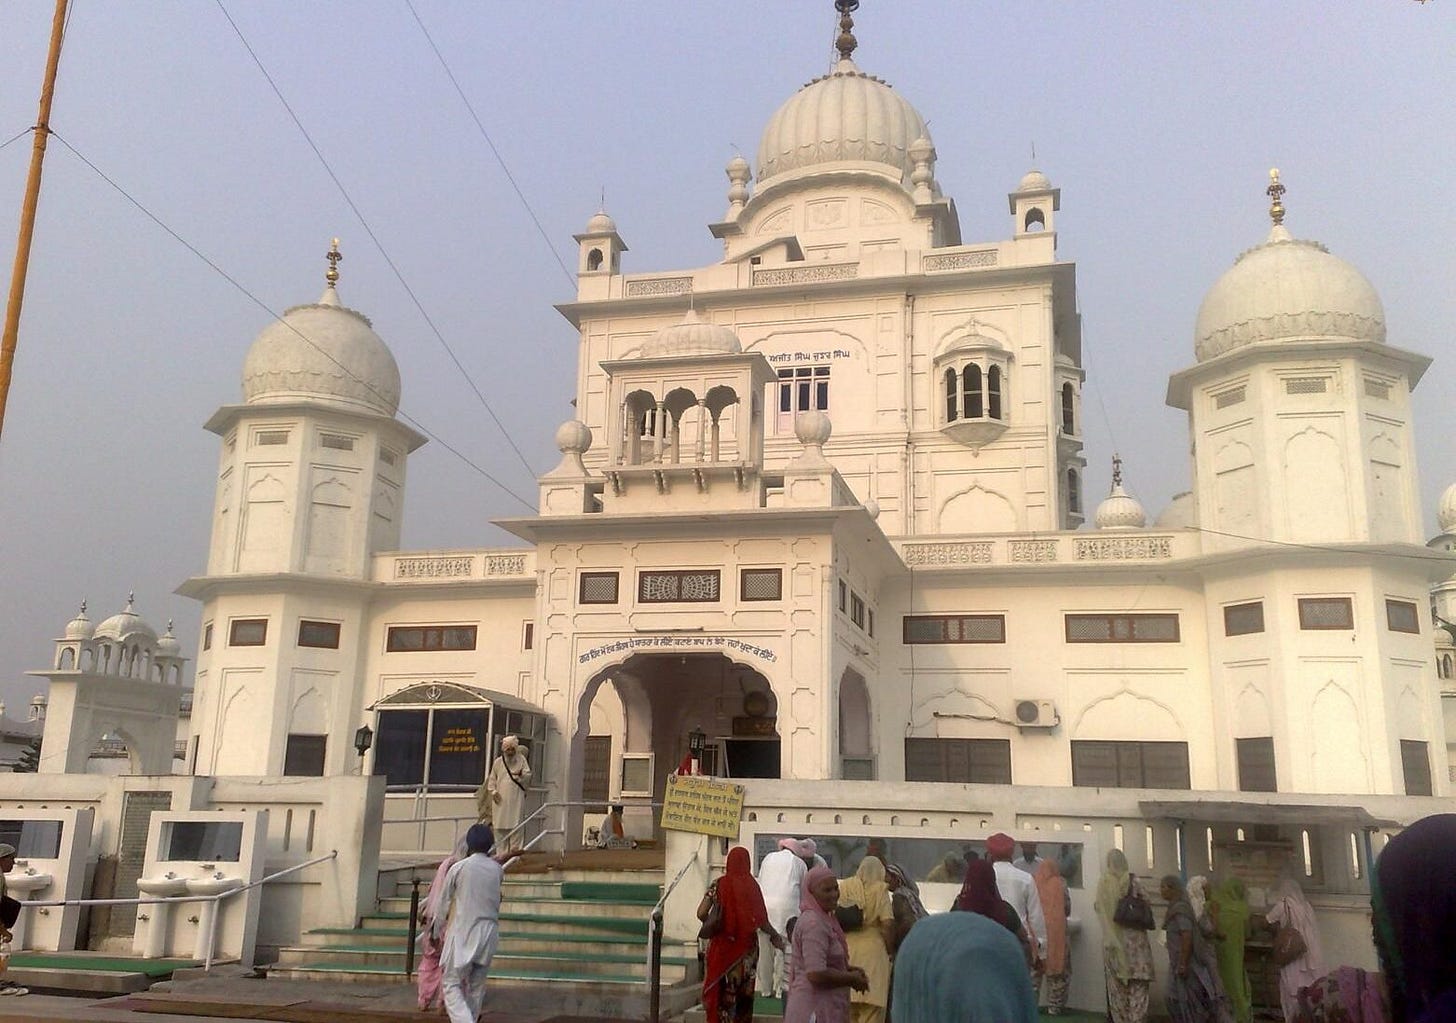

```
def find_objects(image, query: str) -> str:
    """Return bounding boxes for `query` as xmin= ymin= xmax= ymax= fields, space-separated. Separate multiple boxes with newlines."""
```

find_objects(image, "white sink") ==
xmin=184 ymin=875 xmax=243 ymax=897
xmin=6 ymin=871 xmax=53 ymax=895
xmin=136 ymin=875 xmax=189 ymax=897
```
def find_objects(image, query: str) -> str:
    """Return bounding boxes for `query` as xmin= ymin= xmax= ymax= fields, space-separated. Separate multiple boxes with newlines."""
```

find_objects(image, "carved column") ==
xmin=653 ymin=401 xmax=666 ymax=462
xmin=695 ymin=399 xmax=708 ymax=462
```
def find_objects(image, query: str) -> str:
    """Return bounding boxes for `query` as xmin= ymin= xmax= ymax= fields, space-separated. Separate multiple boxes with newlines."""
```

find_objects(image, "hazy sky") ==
xmin=1 ymin=2 xmax=1453 ymax=705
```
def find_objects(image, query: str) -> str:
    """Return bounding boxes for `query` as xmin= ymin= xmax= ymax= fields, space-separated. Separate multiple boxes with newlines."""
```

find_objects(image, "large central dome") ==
xmin=756 ymin=58 xmax=930 ymax=186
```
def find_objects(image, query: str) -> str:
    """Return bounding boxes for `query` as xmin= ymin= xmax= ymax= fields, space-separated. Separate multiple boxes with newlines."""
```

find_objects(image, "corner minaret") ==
xmin=1169 ymin=171 xmax=1429 ymax=548
xmin=181 ymin=243 xmax=425 ymax=778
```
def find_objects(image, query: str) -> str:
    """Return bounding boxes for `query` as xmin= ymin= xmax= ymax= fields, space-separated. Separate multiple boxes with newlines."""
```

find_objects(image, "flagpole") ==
xmin=0 ymin=0 xmax=70 ymax=443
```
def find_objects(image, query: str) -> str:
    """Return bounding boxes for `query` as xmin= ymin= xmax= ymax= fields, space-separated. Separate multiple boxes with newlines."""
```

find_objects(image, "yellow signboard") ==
xmin=660 ymin=774 xmax=746 ymax=839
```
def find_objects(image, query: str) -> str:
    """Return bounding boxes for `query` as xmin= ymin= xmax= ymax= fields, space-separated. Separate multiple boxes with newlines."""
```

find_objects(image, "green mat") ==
xmin=6 ymin=953 xmax=197 ymax=978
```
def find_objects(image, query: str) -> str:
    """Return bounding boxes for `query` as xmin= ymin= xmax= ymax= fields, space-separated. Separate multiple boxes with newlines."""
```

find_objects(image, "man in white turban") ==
xmin=478 ymin=736 xmax=531 ymax=851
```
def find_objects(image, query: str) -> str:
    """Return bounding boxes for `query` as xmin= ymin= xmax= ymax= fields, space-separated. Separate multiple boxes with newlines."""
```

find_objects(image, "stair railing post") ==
xmin=405 ymin=877 xmax=422 ymax=978
xmin=648 ymin=906 xmax=664 ymax=1023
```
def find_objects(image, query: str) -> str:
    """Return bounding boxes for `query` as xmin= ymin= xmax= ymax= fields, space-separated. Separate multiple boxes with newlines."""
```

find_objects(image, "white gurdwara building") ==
xmin=160 ymin=8 xmax=1456 ymax=876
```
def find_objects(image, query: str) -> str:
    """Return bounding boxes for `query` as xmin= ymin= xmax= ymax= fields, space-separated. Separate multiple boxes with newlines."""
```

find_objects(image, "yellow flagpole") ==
xmin=0 ymin=0 xmax=70 ymax=443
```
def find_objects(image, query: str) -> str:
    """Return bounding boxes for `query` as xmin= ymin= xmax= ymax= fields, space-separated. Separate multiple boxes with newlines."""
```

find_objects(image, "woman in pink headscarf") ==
xmin=1034 ymin=858 xmax=1072 ymax=1015
xmin=417 ymin=832 xmax=468 ymax=1011
xmin=785 ymin=865 xmax=869 ymax=1023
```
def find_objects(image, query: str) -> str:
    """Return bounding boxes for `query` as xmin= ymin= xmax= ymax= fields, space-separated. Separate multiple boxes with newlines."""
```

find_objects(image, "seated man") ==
xmin=598 ymin=804 xmax=635 ymax=849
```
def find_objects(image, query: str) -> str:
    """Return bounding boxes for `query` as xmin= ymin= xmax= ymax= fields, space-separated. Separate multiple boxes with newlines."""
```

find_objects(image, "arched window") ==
xmin=1024 ymin=207 xmax=1046 ymax=232
xmin=1068 ymin=469 xmax=1081 ymax=514
xmin=1061 ymin=383 xmax=1075 ymax=434
xmin=987 ymin=365 xmax=1003 ymax=420
xmin=1443 ymin=654 xmax=1453 ymax=680
xmin=944 ymin=369 xmax=958 ymax=422
xmin=963 ymin=365 xmax=984 ymax=419
xmin=586 ymin=248 xmax=604 ymax=271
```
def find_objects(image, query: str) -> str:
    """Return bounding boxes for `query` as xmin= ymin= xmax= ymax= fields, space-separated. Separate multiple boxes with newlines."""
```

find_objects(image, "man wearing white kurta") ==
xmin=434 ymin=824 xmax=505 ymax=1023
xmin=987 ymin=832 xmax=1047 ymax=964
xmin=480 ymin=735 xmax=531 ymax=850
xmin=755 ymin=838 xmax=810 ymax=998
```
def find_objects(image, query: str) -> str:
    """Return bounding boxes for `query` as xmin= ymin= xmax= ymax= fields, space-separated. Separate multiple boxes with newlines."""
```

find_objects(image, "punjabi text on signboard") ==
xmin=660 ymin=774 xmax=746 ymax=839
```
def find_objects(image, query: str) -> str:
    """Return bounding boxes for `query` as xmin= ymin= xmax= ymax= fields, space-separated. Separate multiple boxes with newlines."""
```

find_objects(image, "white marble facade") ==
xmin=160 ymin=20 xmax=1455 ymax=827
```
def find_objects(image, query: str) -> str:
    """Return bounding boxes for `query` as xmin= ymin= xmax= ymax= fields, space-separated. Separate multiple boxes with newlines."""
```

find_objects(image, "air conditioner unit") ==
xmin=1014 ymin=699 xmax=1059 ymax=729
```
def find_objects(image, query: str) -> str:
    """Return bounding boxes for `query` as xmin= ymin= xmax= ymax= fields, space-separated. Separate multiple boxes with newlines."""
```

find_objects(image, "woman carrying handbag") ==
xmin=699 ymin=847 xmax=785 ymax=1023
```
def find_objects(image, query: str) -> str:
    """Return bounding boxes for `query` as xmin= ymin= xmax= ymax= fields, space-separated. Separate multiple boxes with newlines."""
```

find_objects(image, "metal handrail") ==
xmin=647 ymin=851 xmax=699 ymax=1023
xmin=498 ymin=799 xmax=664 ymax=852
xmin=19 ymin=849 xmax=339 ymax=969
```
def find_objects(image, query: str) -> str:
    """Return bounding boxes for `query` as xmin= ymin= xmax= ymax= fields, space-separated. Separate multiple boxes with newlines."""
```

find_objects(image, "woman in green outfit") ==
xmin=1207 ymin=875 xmax=1252 ymax=1023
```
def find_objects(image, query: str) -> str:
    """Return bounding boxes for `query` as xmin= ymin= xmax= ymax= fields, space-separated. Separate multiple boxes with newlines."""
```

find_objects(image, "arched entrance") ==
xmin=567 ymin=653 xmax=779 ymax=841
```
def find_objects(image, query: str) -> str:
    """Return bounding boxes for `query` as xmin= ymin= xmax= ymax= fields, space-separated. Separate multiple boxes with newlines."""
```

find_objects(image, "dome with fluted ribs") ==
xmin=1194 ymin=226 xmax=1385 ymax=363
xmin=757 ymin=58 xmax=930 ymax=186
xmin=639 ymin=312 xmax=742 ymax=359
xmin=242 ymin=286 xmax=401 ymax=416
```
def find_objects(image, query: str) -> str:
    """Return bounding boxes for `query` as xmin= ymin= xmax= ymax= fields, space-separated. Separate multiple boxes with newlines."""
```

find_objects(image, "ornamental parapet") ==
xmin=900 ymin=533 xmax=1190 ymax=569
xmin=373 ymin=550 xmax=535 ymax=584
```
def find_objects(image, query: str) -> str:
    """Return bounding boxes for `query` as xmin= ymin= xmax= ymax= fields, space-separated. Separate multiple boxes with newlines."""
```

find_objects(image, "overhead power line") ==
xmin=50 ymin=132 xmax=536 ymax=512
xmin=213 ymin=0 xmax=539 ymax=480
xmin=404 ymin=0 xmax=577 ymax=288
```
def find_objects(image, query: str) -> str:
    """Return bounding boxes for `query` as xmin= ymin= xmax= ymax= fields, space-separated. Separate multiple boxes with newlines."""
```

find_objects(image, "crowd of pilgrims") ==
xmin=694 ymin=814 xmax=1456 ymax=1023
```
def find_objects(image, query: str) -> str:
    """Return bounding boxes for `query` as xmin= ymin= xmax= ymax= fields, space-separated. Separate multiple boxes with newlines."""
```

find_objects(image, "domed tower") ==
xmin=204 ymin=241 xmax=425 ymax=577
xmin=710 ymin=1 xmax=960 ymax=260
xmin=181 ymin=243 xmax=425 ymax=777
xmin=1172 ymin=174 xmax=1447 ymax=797
xmin=1168 ymin=171 xmax=1429 ymax=548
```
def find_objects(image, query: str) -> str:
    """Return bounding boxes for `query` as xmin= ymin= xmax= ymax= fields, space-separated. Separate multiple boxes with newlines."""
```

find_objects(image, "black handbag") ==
xmin=697 ymin=886 xmax=723 ymax=940
xmin=1113 ymin=879 xmax=1155 ymax=931
xmin=0 ymin=896 xmax=20 ymax=929
xmin=834 ymin=903 xmax=864 ymax=931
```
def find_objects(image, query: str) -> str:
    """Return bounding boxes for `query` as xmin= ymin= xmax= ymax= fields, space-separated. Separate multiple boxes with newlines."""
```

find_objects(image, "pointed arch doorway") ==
xmin=568 ymin=652 xmax=779 ymax=844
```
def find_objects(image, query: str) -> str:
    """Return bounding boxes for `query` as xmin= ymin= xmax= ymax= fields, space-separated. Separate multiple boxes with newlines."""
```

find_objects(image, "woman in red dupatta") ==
xmin=700 ymin=846 xmax=785 ymax=1022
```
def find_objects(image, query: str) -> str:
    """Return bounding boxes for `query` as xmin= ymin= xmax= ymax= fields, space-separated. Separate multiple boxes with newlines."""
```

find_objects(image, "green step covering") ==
xmin=363 ymin=910 xmax=648 ymax=936
xmin=5 ymin=953 xmax=197 ymax=978
xmin=282 ymin=962 xmax=646 ymax=984
xmin=288 ymin=945 xmax=691 ymax=965
xmin=559 ymin=881 xmax=661 ymax=904
xmin=308 ymin=927 xmax=690 ymax=949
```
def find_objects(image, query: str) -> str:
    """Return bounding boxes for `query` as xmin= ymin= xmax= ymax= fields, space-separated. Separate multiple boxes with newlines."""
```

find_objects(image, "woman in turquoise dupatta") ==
xmin=1208 ymin=875 xmax=1252 ymax=1023
xmin=890 ymin=910 xmax=1037 ymax=1023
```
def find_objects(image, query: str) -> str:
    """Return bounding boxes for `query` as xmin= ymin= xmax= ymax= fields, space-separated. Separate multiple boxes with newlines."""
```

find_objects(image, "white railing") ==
xmin=19 ymin=849 xmax=338 ymax=969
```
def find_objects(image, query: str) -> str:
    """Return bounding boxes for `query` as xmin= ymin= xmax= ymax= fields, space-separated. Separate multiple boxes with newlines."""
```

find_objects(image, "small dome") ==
xmin=1439 ymin=482 xmax=1456 ymax=535
xmin=757 ymin=59 xmax=930 ymax=186
xmin=585 ymin=209 xmax=617 ymax=234
xmin=155 ymin=620 xmax=182 ymax=657
xmin=93 ymin=594 xmax=158 ymax=643
xmin=1017 ymin=168 xmax=1052 ymax=192
xmin=242 ymin=286 xmax=401 ymax=416
xmin=1194 ymin=226 xmax=1385 ymax=363
xmin=639 ymin=312 xmax=742 ymax=359
xmin=1095 ymin=483 xmax=1147 ymax=530
xmin=726 ymin=154 xmax=750 ymax=176
xmin=64 ymin=601 xmax=93 ymax=640
xmin=1155 ymin=491 xmax=1198 ymax=529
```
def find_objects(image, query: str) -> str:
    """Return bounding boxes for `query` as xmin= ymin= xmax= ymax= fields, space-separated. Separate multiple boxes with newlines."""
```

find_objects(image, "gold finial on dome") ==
xmin=1266 ymin=168 xmax=1286 ymax=226
xmin=834 ymin=0 xmax=859 ymax=61
xmin=1111 ymin=453 xmax=1123 ymax=489
xmin=325 ymin=237 xmax=342 ymax=288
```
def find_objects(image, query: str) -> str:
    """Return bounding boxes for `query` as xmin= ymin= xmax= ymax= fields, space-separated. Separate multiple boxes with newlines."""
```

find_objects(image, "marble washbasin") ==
xmin=135 ymin=874 xmax=189 ymax=897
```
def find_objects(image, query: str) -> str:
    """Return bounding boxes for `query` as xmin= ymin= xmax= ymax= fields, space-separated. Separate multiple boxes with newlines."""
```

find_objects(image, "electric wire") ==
xmin=403 ymin=0 xmax=576 ymax=289
xmin=0 ymin=128 xmax=33 ymax=153
xmin=50 ymin=131 xmax=536 ymax=512
xmin=213 ymin=0 xmax=538 ymax=480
